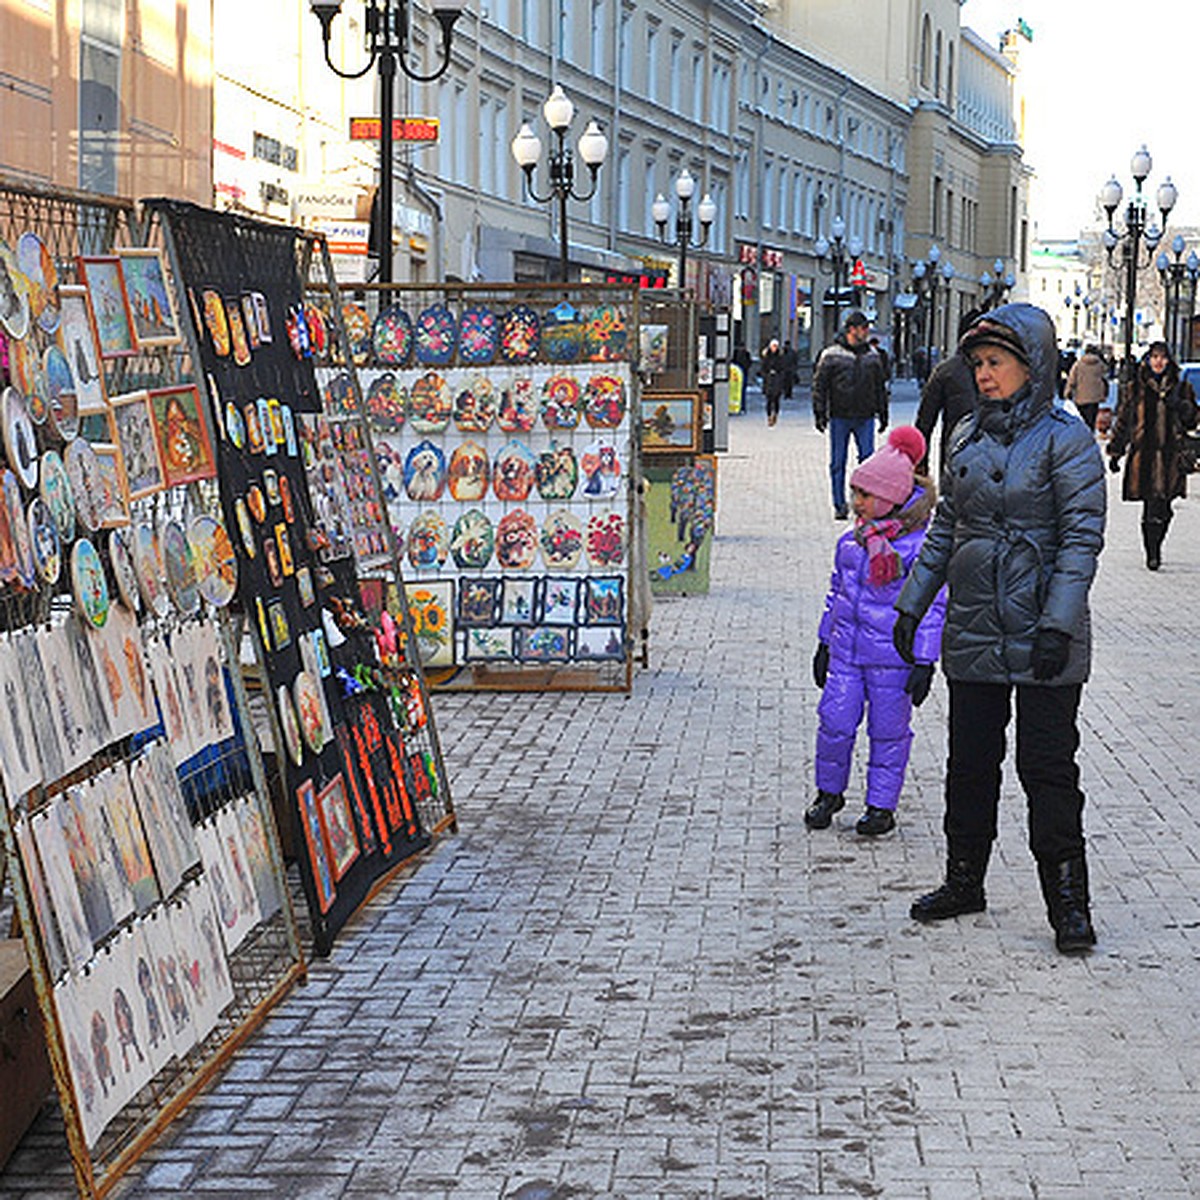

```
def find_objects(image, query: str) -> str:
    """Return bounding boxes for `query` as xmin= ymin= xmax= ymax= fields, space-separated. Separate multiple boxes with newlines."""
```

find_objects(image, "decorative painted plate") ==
xmin=39 ymin=450 xmax=75 ymax=543
xmin=540 ymin=508 xmax=584 ymax=570
xmin=536 ymin=442 xmax=579 ymax=500
xmin=133 ymin=521 xmax=170 ymax=617
xmin=493 ymin=439 xmax=537 ymax=503
xmin=0 ymin=240 xmax=31 ymax=341
xmin=64 ymin=438 xmax=102 ymax=533
xmin=499 ymin=304 xmax=540 ymax=363
xmin=24 ymin=357 xmax=49 ymax=426
xmin=4 ymin=470 xmax=33 ymax=588
xmin=447 ymin=440 xmax=490 ymax=502
xmin=108 ymin=527 xmax=141 ymax=611
xmin=453 ymin=374 xmax=497 ymax=431
xmin=541 ymin=301 xmax=582 ymax=363
xmin=457 ymin=304 xmax=498 ymax=364
xmin=341 ymin=302 xmax=372 ymax=364
xmin=541 ymin=373 xmax=584 ymax=430
xmin=583 ymin=303 xmax=627 ymax=362
xmin=17 ymin=231 xmax=59 ymax=335
xmin=276 ymin=684 xmax=304 ymax=767
xmin=495 ymin=509 xmax=538 ymax=569
xmin=497 ymin=375 xmax=537 ymax=433
xmin=202 ymin=289 xmax=230 ymax=355
xmin=161 ymin=518 xmax=200 ymax=616
xmin=403 ymin=439 xmax=447 ymax=503
xmin=0 ymin=469 xmax=16 ymax=584
xmin=585 ymin=510 xmax=626 ymax=567
xmin=189 ymin=513 xmax=238 ymax=607
xmin=408 ymin=371 xmax=452 ymax=432
xmin=322 ymin=370 xmax=356 ymax=416
xmin=579 ymin=438 xmax=623 ymax=498
xmin=71 ymin=537 xmax=109 ymax=628
xmin=365 ymin=372 xmax=406 ymax=431
xmin=584 ymin=372 xmax=629 ymax=429
xmin=3 ymin=386 xmax=38 ymax=490
xmin=406 ymin=510 xmax=449 ymax=570
xmin=414 ymin=303 xmax=457 ymax=365
xmin=27 ymin=497 xmax=61 ymax=585
xmin=293 ymin=670 xmax=326 ymax=754
xmin=43 ymin=345 xmax=79 ymax=440
xmin=450 ymin=508 xmax=495 ymax=570
xmin=372 ymin=304 xmax=412 ymax=366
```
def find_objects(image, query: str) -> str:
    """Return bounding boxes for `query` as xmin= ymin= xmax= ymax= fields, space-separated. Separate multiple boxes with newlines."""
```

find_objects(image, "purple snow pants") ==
xmin=815 ymin=663 xmax=913 ymax=811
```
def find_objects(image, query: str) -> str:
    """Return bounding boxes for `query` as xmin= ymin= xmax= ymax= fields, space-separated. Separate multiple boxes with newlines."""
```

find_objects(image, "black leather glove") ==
xmin=815 ymin=416 xmax=828 ymax=433
xmin=893 ymin=613 xmax=918 ymax=664
xmin=1108 ymin=456 xmax=1121 ymax=474
xmin=878 ymin=416 xmax=888 ymax=433
xmin=812 ymin=642 xmax=830 ymax=688
xmin=1031 ymin=629 xmax=1071 ymax=681
xmin=905 ymin=663 xmax=933 ymax=706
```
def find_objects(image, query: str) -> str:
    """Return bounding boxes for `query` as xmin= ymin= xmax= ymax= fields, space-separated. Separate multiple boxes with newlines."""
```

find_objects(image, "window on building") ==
xmin=644 ymin=157 xmax=658 ymax=237
xmin=646 ymin=22 xmax=659 ymax=100
xmin=763 ymin=159 xmax=773 ymax=227
xmin=935 ymin=30 xmax=943 ymax=98
xmin=932 ymin=175 xmax=942 ymax=238
xmin=454 ymin=83 xmax=469 ymax=183
xmin=793 ymin=171 xmax=804 ymax=232
xmin=521 ymin=0 xmax=536 ymax=40
xmin=946 ymin=43 xmax=955 ymax=111
xmin=945 ymin=188 xmax=954 ymax=247
xmin=735 ymin=156 xmax=750 ymax=219
xmin=591 ymin=0 xmax=605 ymax=73
xmin=489 ymin=0 xmax=509 ymax=30
xmin=710 ymin=176 xmax=728 ymax=253
xmin=494 ymin=99 xmax=509 ymax=201
xmin=80 ymin=37 xmax=120 ymax=194
xmin=777 ymin=168 xmax=787 ymax=231
xmin=712 ymin=62 xmax=730 ymax=134
xmin=617 ymin=148 xmax=630 ymax=231
xmin=618 ymin=7 xmax=632 ymax=85
xmin=559 ymin=2 xmax=574 ymax=64
xmin=920 ymin=15 xmax=931 ymax=89
xmin=479 ymin=97 xmax=494 ymax=194
xmin=692 ymin=50 xmax=704 ymax=121
xmin=669 ymin=35 xmax=682 ymax=111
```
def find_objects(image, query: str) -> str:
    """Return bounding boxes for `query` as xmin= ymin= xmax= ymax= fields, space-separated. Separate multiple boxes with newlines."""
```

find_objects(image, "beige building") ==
xmin=0 ymin=0 xmax=212 ymax=203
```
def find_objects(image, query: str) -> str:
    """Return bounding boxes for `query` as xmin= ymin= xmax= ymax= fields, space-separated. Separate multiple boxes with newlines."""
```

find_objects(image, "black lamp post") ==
xmin=815 ymin=214 xmax=863 ymax=336
xmin=912 ymin=244 xmax=954 ymax=368
xmin=510 ymin=86 xmax=609 ymax=283
xmin=1155 ymin=234 xmax=1197 ymax=359
xmin=979 ymin=257 xmax=1015 ymax=309
xmin=652 ymin=169 xmax=716 ymax=292
xmin=1063 ymin=282 xmax=1084 ymax=347
xmin=1100 ymin=145 xmax=1177 ymax=384
xmin=311 ymin=0 xmax=461 ymax=286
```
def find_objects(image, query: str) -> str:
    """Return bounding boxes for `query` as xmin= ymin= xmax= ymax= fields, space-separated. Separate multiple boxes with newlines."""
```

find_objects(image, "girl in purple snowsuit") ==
xmin=806 ymin=426 xmax=946 ymax=836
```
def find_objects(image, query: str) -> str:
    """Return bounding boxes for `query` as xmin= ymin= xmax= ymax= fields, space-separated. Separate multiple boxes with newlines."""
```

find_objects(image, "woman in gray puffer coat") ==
xmin=892 ymin=303 xmax=1106 ymax=955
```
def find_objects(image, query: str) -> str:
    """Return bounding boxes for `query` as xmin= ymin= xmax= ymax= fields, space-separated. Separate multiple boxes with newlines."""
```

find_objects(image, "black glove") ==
xmin=878 ymin=416 xmax=888 ymax=433
xmin=1031 ymin=629 xmax=1071 ymax=681
xmin=905 ymin=663 xmax=933 ymax=706
xmin=815 ymin=416 xmax=828 ymax=433
xmin=893 ymin=613 xmax=918 ymax=664
xmin=812 ymin=642 xmax=830 ymax=688
xmin=1108 ymin=456 xmax=1121 ymax=474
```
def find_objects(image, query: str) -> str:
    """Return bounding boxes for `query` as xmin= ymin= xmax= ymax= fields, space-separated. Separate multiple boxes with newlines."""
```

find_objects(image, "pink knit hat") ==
xmin=850 ymin=426 xmax=926 ymax=507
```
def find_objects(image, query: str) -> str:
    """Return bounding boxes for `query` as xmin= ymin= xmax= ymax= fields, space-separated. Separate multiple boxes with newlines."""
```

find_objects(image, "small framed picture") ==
xmin=640 ymin=391 xmax=702 ymax=454
xmin=108 ymin=390 xmax=165 ymax=499
xmin=91 ymin=443 xmax=130 ymax=528
xmin=76 ymin=255 xmax=137 ymax=359
xmin=516 ymin=626 xmax=572 ymax=663
xmin=575 ymin=625 xmax=625 ymax=661
xmin=499 ymin=577 xmax=538 ymax=626
xmin=148 ymin=383 xmax=217 ymax=487
xmin=267 ymin=598 xmax=290 ymax=650
xmin=297 ymin=779 xmax=335 ymax=913
xmin=457 ymin=577 xmax=500 ymax=627
xmin=115 ymin=247 xmax=181 ymax=347
xmin=317 ymin=774 xmax=360 ymax=882
xmin=462 ymin=626 xmax=515 ymax=661
xmin=56 ymin=286 xmax=107 ymax=413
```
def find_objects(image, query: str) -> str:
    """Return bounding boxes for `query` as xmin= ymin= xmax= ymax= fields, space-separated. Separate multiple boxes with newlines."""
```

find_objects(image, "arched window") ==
xmin=920 ymin=15 xmax=931 ymax=90
xmin=935 ymin=30 xmax=943 ymax=98
xmin=946 ymin=43 xmax=955 ymax=111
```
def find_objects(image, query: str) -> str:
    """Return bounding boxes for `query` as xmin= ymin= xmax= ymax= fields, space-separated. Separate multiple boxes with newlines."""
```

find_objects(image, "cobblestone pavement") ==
xmin=6 ymin=382 xmax=1200 ymax=1199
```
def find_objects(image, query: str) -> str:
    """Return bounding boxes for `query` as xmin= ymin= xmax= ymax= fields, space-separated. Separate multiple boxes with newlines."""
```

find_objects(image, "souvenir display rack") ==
xmin=301 ymin=280 xmax=644 ymax=692
xmin=147 ymin=200 xmax=453 ymax=955
xmin=0 ymin=178 xmax=303 ymax=1199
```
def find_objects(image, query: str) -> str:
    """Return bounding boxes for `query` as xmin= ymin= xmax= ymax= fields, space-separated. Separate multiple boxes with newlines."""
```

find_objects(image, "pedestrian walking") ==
xmin=1063 ymin=343 xmax=1108 ymax=431
xmin=1107 ymin=340 xmax=1198 ymax=570
xmin=893 ymin=304 xmax=1106 ymax=955
xmin=807 ymin=426 xmax=945 ymax=837
xmin=760 ymin=336 xmax=787 ymax=426
xmin=812 ymin=310 xmax=888 ymax=519
xmin=782 ymin=340 xmax=798 ymax=400
xmin=915 ymin=308 xmax=981 ymax=478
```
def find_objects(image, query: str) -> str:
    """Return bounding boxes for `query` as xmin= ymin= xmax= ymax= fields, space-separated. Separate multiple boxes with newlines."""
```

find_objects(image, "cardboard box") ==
xmin=0 ymin=940 xmax=53 ymax=1169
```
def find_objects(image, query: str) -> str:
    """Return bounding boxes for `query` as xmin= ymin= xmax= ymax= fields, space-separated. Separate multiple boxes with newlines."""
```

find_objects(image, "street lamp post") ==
xmin=814 ymin=214 xmax=863 ymax=336
xmin=912 ymin=244 xmax=953 ymax=369
xmin=510 ymin=86 xmax=608 ymax=283
xmin=1100 ymin=144 xmax=1177 ymax=385
xmin=1155 ymin=234 xmax=1196 ymax=358
xmin=652 ymin=169 xmax=717 ymax=292
xmin=979 ymin=258 xmax=1015 ymax=309
xmin=310 ymin=0 xmax=461 ymax=286
xmin=1063 ymin=282 xmax=1084 ymax=347
xmin=1186 ymin=252 xmax=1200 ymax=360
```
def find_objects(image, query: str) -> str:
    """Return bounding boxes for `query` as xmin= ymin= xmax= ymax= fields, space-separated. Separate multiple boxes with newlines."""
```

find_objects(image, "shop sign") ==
xmin=349 ymin=117 xmax=440 ymax=143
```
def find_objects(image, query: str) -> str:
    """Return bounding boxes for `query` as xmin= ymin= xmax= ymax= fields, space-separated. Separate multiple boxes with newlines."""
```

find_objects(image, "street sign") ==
xmin=349 ymin=117 xmax=440 ymax=143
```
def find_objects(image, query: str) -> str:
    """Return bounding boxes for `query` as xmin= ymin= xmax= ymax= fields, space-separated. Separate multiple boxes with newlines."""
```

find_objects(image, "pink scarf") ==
xmin=854 ymin=514 xmax=906 ymax=586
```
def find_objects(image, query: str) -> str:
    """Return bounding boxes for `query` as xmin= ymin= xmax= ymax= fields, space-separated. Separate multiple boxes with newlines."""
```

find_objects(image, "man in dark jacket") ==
xmin=760 ymin=337 xmax=787 ymax=426
xmin=915 ymin=308 xmax=982 ymax=479
xmin=812 ymin=311 xmax=887 ymax=518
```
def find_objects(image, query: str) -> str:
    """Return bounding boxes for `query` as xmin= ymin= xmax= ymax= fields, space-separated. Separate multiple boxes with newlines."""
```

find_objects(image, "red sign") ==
xmin=737 ymin=243 xmax=758 ymax=265
xmin=349 ymin=117 xmax=440 ymax=143
xmin=761 ymin=247 xmax=783 ymax=269
xmin=850 ymin=259 xmax=868 ymax=286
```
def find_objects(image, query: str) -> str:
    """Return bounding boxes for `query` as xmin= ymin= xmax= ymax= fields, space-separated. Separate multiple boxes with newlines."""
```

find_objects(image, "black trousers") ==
xmin=765 ymin=391 xmax=782 ymax=419
xmin=945 ymin=680 xmax=1085 ymax=864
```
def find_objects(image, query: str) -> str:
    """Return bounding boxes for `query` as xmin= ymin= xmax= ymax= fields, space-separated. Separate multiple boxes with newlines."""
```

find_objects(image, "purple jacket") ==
xmin=818 ymin=488 xmax=945 ymax=668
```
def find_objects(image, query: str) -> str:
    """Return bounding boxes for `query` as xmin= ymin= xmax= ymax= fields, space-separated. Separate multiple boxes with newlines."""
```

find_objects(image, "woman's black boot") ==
xmin=804 ymin=790 xmax=845 ymax=829
xmin=1037 ymin=855 xmax=1096 ymax=954
xmin=910 ymin=846 xmax=990 ymax=922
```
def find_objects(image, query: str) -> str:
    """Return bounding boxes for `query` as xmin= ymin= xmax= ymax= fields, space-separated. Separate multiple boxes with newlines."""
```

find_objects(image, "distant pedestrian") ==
xmin=760 ymin=337 xmax=787 ymax=426
xmin=812 ymin=310 xmax=888 ymax=518
xmin=869 ymin=336 xmax=891 ymax=384
xmin=893 ymin=304 xmax=1106 ymax=955
xmin=1107 ymin=340 xmax=1199 ymax=570
xmin=807 ymin=426 xmax=945 ymax=836
xmin=1063 ymin=343 xmax=1108 ymax=431
xmin=782 ymin=341 xmax=798 ymax=400
xmin=915 ymin=308 xmax=982 ymax=478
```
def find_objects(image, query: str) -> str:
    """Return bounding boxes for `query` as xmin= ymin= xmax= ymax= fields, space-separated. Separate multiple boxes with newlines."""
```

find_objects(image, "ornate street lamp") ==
xmin=511 ymin=86 xmax=608 ymax=283
xmin=980 ymin=258 xmax=1015 ymax=308
xmin=1100 ymin=145 xmax=1177 ymax=383
xmin=912 ymin=244 xmax=953 ymax=369
xmin=311 ymin=0 xmax=462 ymax=285
xmin=652 ymin=169 xmax=716 ymax=292
xmin=1156 ymin=233 xmax=1195 ymax=359
xmin=814 ymin=214 xmax=864 ymax=335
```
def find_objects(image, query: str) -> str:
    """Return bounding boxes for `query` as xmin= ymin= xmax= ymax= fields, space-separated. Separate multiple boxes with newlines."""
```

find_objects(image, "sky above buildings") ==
xmin=961 ymin=1 xmax=1200 ymax=241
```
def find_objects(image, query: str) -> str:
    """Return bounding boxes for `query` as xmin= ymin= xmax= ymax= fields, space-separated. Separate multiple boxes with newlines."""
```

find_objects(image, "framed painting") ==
xmin=76 ymin=255 xmax=137 ymax=359
xmin=56 ymin=286 xmax=107 ymax=413
xmin=640 ymin=391 xmax=701 ymax=454
xmin=116 ymin=247 xmax=181 ymax=347
xmin=317 ymin=774 xmax=361 ymax=882
xmin=108 ymin=390 xmax=165 ymax=499
xmin=148 ymin=384 xmax=217 ymax=487
xmin=296 ymin=779 xmax=335 ymax=913
xmin=91 ymin=444 xmax=130 ymax=528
